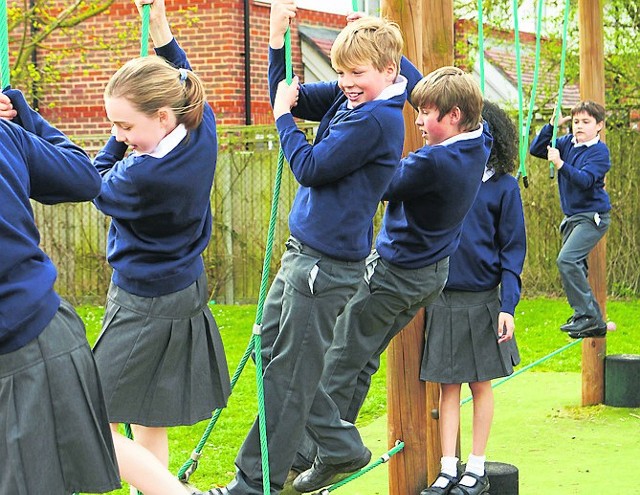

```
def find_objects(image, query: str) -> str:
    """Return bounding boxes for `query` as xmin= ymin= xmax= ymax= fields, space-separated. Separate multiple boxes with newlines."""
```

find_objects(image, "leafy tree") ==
xmin=454 ymin=0 xmax=639 ymax=122
xmin=5 ymin=0 xmax=139 ymax=106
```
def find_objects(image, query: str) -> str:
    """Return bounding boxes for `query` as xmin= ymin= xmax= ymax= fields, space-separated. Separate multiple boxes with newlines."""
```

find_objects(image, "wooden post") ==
xmin=382 ymin=1 xmax=454 ymax=493
xmin=578 ymin=0 xmax=606 ymax=406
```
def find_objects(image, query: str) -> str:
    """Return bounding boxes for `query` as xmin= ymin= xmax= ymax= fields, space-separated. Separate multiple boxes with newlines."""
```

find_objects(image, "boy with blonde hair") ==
xmin=205 ymin=2 xmax=409 ymax=494
xmin=292 ymin=65 xmax=493 ymax=493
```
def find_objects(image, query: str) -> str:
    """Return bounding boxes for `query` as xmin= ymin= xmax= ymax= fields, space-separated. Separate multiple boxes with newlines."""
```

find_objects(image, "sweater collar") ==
xmin=437 ymin=123 xmax=484 ymax=148
xmin=571 ymin=134 xmax=600 ymax=148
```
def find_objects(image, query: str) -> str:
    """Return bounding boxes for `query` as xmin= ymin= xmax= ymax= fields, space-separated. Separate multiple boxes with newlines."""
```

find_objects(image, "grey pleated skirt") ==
xmin=0 ymin=298 xmax=120 ymax=494
xmin=421 ymin=288 xmax=520 ymax=384
xmin=93 ymin=272 xmax=231 ymax=427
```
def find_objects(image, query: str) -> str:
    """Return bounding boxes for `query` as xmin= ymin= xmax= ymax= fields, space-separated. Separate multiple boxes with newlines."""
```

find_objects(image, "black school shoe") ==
xmin=420 ymin=472 xmax=459 ymax=494
xmin=292 ymin=447 xmax=372 ymax=493
xmin=560 ymin=314 xmax=576 ymax=331
xmin=449 ymin=472 xmax=490 ymax=495
xmin=568 ymin=323 xmax=607 ymax=339
xmin=562 ymin=315 xmax=605 ymax=334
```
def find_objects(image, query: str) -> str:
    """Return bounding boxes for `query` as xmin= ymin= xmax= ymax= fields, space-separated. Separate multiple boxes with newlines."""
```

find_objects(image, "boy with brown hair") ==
xmin=530 ymin=100 xmax=611 ymax=338
xmin=292 ymin=65 xmax=493 ymax=493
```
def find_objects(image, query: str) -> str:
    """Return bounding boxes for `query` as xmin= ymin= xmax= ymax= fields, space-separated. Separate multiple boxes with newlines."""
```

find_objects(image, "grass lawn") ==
xmin=77 ymin=297 xmax=639 ymax=494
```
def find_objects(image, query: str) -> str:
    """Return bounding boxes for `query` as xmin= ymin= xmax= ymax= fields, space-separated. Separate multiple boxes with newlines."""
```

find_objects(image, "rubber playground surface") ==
xmin=338 ymin=372 xmax=639 ymax=495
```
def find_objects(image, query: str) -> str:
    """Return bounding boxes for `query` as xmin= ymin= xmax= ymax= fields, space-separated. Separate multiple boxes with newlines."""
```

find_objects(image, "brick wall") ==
xmin=22 ymin=1 xmax=345 ymax=137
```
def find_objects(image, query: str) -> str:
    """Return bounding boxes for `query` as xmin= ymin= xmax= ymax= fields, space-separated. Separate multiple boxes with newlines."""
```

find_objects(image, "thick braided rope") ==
xmin=0 ymin=0 xmax=9 ymax=88
xmin=176 ymin=29 xmax=294 ymax=490
xmin=549 ymin=0 xmax=572 ymax=179
xmin=460 ymin=338 xmax=582 ymax=406
xmin=517 ymin=0 xmax=544 ymax=188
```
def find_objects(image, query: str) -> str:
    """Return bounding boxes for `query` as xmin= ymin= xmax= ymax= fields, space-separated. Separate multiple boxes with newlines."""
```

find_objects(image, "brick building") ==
xmin=33 ymin=1 xmax=347 ymax=140
xmin=19 ymin=1 xmax=589 ymax=142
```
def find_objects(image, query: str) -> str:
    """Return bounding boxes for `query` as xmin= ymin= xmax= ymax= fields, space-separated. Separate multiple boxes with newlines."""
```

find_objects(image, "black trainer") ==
xmin=561 ymin=315 xmax=604 ymax=334
xmin=568 ymin=320 xmax=607 ymax=339
xmin=560 ymin=314 xmax=577 ymax=332
xmin=292 ymin=447 xmax=372 ymax=493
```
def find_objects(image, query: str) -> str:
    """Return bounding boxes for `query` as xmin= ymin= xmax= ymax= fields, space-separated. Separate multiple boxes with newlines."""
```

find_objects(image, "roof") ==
xmin=298 ymin=24 xmax=339 ymax=62
xmin=483 ymin=41 xmax=580 ymax=109
xmin=298 ymin=22 xmax=580 ymax=109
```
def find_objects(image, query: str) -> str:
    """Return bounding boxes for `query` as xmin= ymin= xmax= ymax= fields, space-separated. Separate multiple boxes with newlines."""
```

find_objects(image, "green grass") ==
xmin=77 ymin=297 xmax=639 ymax=494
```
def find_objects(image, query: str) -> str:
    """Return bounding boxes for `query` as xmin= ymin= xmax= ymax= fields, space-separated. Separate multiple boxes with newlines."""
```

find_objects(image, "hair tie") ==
xmin=178 ymin=68 xmax=188 ymax=83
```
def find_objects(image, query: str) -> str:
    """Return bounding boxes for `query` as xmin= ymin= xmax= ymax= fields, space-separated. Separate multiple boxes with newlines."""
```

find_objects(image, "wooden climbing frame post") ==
xmin=578 ymin=0 xmax=607 ymax=406
xmin=383 ymin=1 xmax=454 ymax=494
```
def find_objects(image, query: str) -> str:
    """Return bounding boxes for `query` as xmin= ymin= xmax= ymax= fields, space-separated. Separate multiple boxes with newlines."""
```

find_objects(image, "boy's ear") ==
xmin=385 ymin=62 xmax=398 ymax=81
xmin=448 ymin=106 xmax=462 ymax=125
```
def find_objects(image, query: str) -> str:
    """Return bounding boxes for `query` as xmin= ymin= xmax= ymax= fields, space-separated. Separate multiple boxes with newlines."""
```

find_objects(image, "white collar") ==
xmin=571 ymin=134 xmax=600 ymax=148
xmin=482 ymin=166 xmax=495 ymax=182
xmin=346 ymin=75 xmax=408 ymax=110
xmin=436 ymin=123 xmax=484 ymax=148
xmin=132 ymin=124 xmax=188 ymax=158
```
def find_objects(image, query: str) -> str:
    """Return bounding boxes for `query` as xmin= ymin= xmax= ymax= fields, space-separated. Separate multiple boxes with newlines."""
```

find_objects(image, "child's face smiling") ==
xmin=335 ymin=62 xmax=397 ymax=107
xmin=104 ymin=96 xmax=174 ymax=154
xmin=571 ymin=111 xmax=603 ymax=143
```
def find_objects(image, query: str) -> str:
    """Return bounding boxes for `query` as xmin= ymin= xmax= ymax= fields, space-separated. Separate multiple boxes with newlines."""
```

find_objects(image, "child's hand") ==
xmin=550 ymin=110 xmax=571 ymax=127
xmin=134 ymin=0 xmax=165 ymax=24
xmin=273 ymin=76 xmax=299 ymax=120
xmin=346 ymin=12 xmax=366 ymax=23
xmin=497 ymin=312 xmax=514 ymax=344
xmin=270 ymin=0 xmax=296 ymax=49
xmin=0 ymin=93 xmax=17 ymax=120
xmin=547 ymin=145 xmax=564 ymax=169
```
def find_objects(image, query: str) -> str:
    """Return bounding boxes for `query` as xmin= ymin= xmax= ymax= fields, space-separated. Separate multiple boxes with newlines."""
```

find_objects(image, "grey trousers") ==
xmin=557 ymin=211 xmax=610 ymax=319
xmin=295 ymin=251 xmax=449 ymax=469
xmin=227 ymin=237 xmax=364 ymax=495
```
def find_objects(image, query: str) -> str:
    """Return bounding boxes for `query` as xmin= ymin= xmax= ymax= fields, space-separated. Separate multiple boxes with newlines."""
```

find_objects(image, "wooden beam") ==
xmin=578 ymin=0 xmax=607 ymax=406
xmin=383 ymin=1 xmax=454 ymax=493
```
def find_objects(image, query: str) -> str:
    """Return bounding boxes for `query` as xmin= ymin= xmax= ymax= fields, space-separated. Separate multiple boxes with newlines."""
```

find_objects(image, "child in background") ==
xmin=207 ymin=1 xmax=407 ymax=494
xmin=91 ymin=0 xmax=230 ymax=488
xmin=421 ymin=101 xmax=525 ymax=495
xmin=529 ymin=101 xmax=611 ymax=338
xmin=292 ymin=65 xmax=492 ymax=494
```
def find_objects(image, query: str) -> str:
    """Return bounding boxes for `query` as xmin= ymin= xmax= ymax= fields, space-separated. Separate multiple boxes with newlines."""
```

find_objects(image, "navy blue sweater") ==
xmin=0 ymin=89 xmax=101 ymax=355
xmin=446 ymin=174 xmax=527 ymax=315
xmin=376 ymin=123 xmax=493 ymax=268
xmin=93 ymin=39 xmax=217 ymax=297
xmin=268 ymin=47 xmax=406 ymax=261
xmin=529 ymin=124 xmax=611 ymax=216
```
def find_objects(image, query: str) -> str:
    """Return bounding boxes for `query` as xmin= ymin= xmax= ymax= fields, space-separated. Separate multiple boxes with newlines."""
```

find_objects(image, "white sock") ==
xmin=432 ymin=456 xmax=458 ymax=488
xmin=461 ymin=454 xmax=485 ymax=486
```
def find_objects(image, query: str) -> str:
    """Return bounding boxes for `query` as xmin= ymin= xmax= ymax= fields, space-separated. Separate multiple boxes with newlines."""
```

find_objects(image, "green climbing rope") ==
xmin=318 ymin=442 xmax=405 ymax=494
xmin=549 ymin=0 xmax=571 ymax=179
xmin=477 ymin=0 xmax=484 ymax=95
xmin=176 ymin=30 xmax=294 ymax=493
xmin=140 ymin=3 xmax=151 ymax=57
xmin=517 ymin=0 xmax=544 ymax=188
xmin=0 ymin=0 xmax=9 ymax=89
xmin=511 ymin=0 xmax=528 ymax=189
xmin=460 ymin=338 xmax=582 ymax=406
